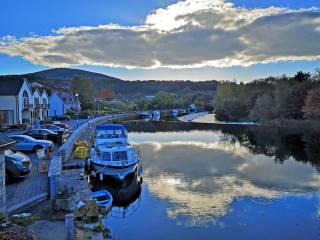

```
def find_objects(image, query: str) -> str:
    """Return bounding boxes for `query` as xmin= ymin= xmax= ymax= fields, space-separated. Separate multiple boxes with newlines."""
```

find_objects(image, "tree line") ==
xmin=214 ymin=69 xmax=320 ymax=122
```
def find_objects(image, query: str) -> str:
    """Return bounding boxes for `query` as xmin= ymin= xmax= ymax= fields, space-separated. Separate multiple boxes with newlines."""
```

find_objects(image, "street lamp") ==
xmin=75 ymin=93 xmax=79 ymax=128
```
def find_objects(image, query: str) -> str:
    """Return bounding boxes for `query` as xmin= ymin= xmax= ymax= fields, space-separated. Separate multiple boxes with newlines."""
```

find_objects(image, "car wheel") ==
xmin=33 ymin=145 xmax=43 ymax=152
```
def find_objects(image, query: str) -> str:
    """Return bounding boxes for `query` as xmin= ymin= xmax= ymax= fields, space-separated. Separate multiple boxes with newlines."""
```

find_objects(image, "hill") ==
xmin=21 ymin=68 xmax=217 ymax=99
xmin=28 ymin=68 xmax=121 ymax=82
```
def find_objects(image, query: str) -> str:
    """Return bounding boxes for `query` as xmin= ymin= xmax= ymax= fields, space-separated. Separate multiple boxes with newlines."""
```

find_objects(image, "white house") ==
xmin=0 ymin=77 xmax=50 ymax=127
xmin=32 ymin=88 xmax=42 ymax=121
xmin=32 ymin=88 xmax=49 ymax=121
xmin=40 ymin=89 xmax=49 ymax=120
xmin=49 ymin=91 xmax=81 ymax=117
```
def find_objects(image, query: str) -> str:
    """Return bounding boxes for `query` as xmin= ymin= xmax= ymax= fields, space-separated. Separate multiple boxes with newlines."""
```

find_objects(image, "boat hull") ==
xmin=91 ymin=162 xmax=138 ymax=181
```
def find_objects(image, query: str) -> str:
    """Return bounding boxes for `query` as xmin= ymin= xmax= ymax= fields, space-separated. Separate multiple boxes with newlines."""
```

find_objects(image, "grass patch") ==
xmin=74 ymin=200 xmax=100 ymax=223
xmin=92 ymin=224 xmax=110 ymax=238
xmin=10 ymin=214 xmax=38 ymax=227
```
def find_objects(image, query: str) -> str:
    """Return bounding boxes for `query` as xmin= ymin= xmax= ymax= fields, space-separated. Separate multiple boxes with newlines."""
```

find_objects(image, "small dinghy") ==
xmin=92 ymin=190 xmax=113 ymax=209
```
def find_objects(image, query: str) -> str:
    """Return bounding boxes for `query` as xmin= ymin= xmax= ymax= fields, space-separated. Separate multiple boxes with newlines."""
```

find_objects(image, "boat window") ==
xmin=96 ymin=129 xmax=127 ymax=138
xmin=96 ymin=130 xmax=106 ymax=139
xmin=112 ymin=151 xmax=128 ymax=161
xmin=101 ymin=152 xmax=111 ymax=161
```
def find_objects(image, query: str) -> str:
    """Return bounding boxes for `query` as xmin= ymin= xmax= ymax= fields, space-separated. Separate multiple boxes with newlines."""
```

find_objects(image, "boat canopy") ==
xmin=96 ymin=124 xmax=128 ymax=140
xmin=96 ymin=124 xmax=127 ymax=131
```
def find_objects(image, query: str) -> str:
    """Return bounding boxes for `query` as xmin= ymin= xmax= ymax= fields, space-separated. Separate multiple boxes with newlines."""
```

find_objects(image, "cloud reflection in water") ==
xmin=130 ymin=131 xmax=320 ymax=226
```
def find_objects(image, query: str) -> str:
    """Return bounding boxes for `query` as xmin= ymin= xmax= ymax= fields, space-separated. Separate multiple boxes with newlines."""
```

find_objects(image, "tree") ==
xmin=249 ymin=93 xmax=276 ymax=121
xmin=294 ymin=71 xmax=311 ymax=82
xmin=302 ymin=88 xmax=320 ymax=119
xmin=71 ymin=76 xmax=95 ymax=110
xmin=152 ymin=91 xmax=177 ymax=109
xmin=100 ymin=88 xmax=116 ymax=101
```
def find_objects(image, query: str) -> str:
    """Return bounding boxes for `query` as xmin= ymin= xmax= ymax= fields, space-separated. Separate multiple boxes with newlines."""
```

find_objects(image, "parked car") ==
xmin=9 ymin=135 xmax=54 ymax=152
xmin=51 ymin=115 xmax=71 ymax=121
xmin=52 ymin=123 xmax=72 ymax=133
xmin=40 ymin=124 xmax=66 ymax=134
xmin=24 ymin=129 xmax=64 ymax=144
xmin=5 ymin=149 xmax=31 ymax=181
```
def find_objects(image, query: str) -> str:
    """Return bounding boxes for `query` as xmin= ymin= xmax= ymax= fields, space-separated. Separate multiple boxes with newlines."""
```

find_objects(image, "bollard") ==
xmin=65 ymin=214 xmax=74 ymax=240
xmin=99 ymin=173 xmax=103 ymax=181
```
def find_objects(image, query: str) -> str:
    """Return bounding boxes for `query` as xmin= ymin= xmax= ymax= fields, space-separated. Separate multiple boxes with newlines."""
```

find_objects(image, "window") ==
xmin=96 ymin=130 xmax=105 ymax=139
xmin=101 ymin=152 xmax=111 ymax=161
xmin=112 ymin=151 xmax=128 ymax=161
xmin=22 ymin=91 xmax=29 ymax=108
xmin=12 ymin=136 xmax=22 ymax=142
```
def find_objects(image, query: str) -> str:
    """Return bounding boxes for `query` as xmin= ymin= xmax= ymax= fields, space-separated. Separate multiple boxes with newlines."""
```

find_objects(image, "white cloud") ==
xmin=0 ymin=0 xmax=319 ymax=69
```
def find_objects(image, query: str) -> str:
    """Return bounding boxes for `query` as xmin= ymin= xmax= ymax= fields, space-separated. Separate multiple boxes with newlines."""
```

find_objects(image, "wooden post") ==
xmin=65 ymin=214 xmax=74 ymax=240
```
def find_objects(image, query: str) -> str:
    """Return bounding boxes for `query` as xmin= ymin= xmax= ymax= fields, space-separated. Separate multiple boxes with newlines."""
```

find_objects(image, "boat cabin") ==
xmin=95 ymin=124 xmax=128 ymax=146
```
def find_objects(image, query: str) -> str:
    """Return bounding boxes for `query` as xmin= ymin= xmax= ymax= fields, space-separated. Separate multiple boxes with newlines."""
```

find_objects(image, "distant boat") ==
xmin=92 ymin=190 xmax=113 ymax=209
xmin=89 ymin=124 xmax=141 ymax=181
xmin=140 ymin=112 xmax=151 ymax=121
xmin=171 ymin=109 xmax=178 ymax=117
xmin=152 ymin=110 xmax=160 ymax=121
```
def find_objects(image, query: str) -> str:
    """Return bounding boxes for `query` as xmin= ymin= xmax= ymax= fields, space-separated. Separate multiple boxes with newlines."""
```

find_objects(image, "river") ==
xmin=100 ymin=120 xmax=320 ymax=240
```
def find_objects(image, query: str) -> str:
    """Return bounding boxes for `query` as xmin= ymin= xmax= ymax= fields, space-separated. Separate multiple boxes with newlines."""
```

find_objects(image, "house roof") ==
xmin=0 ymin=133 xmax=15 ymax=151
xmin=0 ymin=76 xmax=25 ymax=95
xmin=31 ymin=87 xmax=41 ymax=95
xmin=57 ymin=91 xmax=78 ymax=103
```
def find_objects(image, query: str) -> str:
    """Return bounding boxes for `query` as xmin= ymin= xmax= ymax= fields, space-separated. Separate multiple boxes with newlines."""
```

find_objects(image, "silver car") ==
xmin=9 ymin=135 xmax=54 ymax=152
xmin=5 ymin=150 xmax=31 ymax=181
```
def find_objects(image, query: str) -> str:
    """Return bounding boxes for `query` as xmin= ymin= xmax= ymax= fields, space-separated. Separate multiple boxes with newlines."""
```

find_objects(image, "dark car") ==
xmin=52 ymin=123 xmax=72 ymax=133
xmin=5 ymin=150 xmax=31 ymax=181
xmin=40 ymin=124 xmax=66 ymax=134
xmin=52 ymin=115 xmax=71 ymax=121
xmin=24 ymin=129 xmax=63 ymax=144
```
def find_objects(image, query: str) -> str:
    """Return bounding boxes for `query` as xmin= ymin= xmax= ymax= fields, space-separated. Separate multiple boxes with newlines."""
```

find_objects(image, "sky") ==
xmin=0 ymin=0 xmax=319 ymax=82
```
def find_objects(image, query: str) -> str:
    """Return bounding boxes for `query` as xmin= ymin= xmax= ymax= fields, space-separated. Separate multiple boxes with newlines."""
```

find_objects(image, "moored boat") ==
xmin=152 ymin=110 xmax=160 ymax=121
xmin=171 ymin=109 xmax=178 ymax=117
xmin=140 ymin=112 xmax=151 ymax=121
xmin=89 ymin=124 xmax=141 ymax=181
xmin=92 ymin=190 xmax=113 ymax=209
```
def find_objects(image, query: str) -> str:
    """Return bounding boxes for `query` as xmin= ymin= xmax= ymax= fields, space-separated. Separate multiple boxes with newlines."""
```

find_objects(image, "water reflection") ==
xmin=124 ymin=121 xmax=320 ymax=225
xmin=137 ymin=140 xmax=319 ymax=226
xmin=104 ymin=121 xmax=320 ymax=239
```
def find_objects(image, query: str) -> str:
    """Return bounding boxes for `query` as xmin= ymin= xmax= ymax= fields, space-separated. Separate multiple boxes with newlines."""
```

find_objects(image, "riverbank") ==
xmin=184 ymin=113 xmax=257 ymax=126
xmin=178 ymin=112 xmax=209 ymax=122
xmin=185 ymin=113 xmax=320 ymax=133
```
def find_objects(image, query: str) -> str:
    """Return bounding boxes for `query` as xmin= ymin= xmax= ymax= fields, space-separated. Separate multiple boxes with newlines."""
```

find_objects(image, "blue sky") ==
xmin=0 ymin=0 xmax=319 ymax=81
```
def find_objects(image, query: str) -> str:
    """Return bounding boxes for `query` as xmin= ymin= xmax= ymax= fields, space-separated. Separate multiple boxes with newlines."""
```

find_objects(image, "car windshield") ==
xmin=41 ymin=130 xmax=55 ymax=134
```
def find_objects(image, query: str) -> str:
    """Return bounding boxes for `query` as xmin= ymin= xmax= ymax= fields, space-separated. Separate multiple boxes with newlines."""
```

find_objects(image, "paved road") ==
xmin=5 ymin=117 xmax=97 ymax=212
xmin=6 ymin=145 xmax=61 ymax=213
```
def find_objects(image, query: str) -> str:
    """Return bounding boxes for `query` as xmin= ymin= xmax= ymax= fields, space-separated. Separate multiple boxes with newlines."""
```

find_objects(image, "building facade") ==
xmin=49 ymin=91 xmax=81 ymax=117
xmin=0 ymin=77 xmax=50 ymax=127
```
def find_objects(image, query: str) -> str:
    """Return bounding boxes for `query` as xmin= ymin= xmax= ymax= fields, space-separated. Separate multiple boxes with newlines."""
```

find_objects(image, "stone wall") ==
xmin=0 ymin=153 xmax=6 ymax=214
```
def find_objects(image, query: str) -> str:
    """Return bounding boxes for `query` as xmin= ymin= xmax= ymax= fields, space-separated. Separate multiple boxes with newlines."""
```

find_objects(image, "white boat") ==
xmin=140 ymin=112 xmax=151 ymax=121
xmin=90 ymin=124 xmax=141 ymax=181
xmin=152 ymin=110 xmax=160 ymax=121
xmin=171 ymin=109 xmax=178 ymax=117
xmin=92 ymin=190 xmax=113 ymax=209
